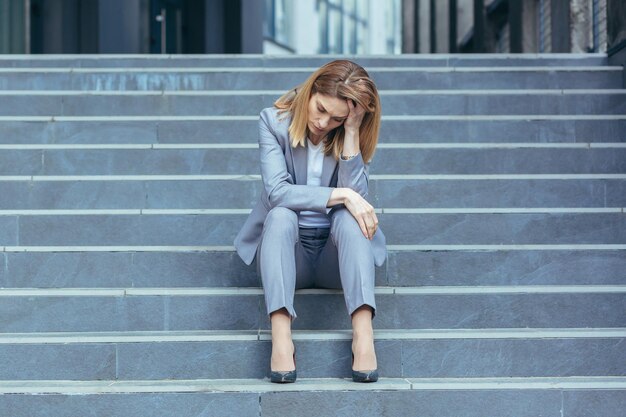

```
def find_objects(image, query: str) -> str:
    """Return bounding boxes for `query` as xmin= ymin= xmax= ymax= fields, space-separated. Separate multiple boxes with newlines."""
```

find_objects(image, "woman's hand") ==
xmin=328 ymin=188 xmax=378 ymax=240
xmin=342 ymin=100 xmax=365 ymax=158
xmin=343 ymin=99 xmax=366 ymax=135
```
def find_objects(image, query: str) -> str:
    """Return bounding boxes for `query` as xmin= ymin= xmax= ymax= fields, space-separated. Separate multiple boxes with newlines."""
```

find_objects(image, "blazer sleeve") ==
xmin=259 ymin=108 xmax=334 ymax=213
xmin=337 ymin=152 xmax=370 ymax=198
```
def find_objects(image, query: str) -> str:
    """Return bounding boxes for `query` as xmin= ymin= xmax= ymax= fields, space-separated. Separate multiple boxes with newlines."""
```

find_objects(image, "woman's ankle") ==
xmin=271 ymin=339 xmax=296 ymax=372
xmin=271 ymin=335 xmax=294 ymax=352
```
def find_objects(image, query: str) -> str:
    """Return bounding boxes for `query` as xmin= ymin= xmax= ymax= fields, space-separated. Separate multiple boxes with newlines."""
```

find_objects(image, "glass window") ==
xmin=328 ymin=6 xmax=342 ymax=53
xmin=343 ymin=13 xmax=356 ymax=53
xmin=318 ymin=0 xmax=328 ymax=53
xmin=355 ymin=0 xmax=368 ymax=53
xmin=357 ymin=0 xmax=368 ymax=18
xmin=274 ymin=0 xmax=291 ymax=45
xmin=265 ymin=0 xmax=293 ymax=48
xmin=356 ymin=20 xmax=367 ymax=54
xmin=384 ymin=0 xmax=401 ymax=53
xmin=344 ymin=0 xmax=356 ymax=16
xmin=311 ymin=0 xmax=375 ymax=54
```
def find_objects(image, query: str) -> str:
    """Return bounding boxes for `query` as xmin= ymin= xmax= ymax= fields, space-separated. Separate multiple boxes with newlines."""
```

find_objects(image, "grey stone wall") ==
xmin=571 ymin=0 xmax=593 ymax=52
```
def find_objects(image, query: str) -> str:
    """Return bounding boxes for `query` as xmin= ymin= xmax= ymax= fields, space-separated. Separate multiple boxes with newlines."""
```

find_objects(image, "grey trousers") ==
xmin=255 ymin=206 xmax=376 ymax=320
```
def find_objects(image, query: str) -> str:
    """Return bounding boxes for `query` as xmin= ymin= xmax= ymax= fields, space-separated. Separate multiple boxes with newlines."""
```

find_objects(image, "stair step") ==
xmin=0 ymin=177 xmax=624 ymax=209
xmin=5 ymin=244 xmax=625 ymax=251
xmin=1 ymin=288 xmax=624 ymax=331
xmin=0 ymin=212 xmax=624 ymax=246
xmin=0 ymin=328 xmax=624 ymax=379
xmin=0 ymin=53 xmax=610 ymax=68
xmin=3 ymin=285 xmax=625 ymax=295
xmin=4 ymin=173 xmax=626 ymax=179
xmin=377 ymin=177 xmax=626 ymax=208
xmin=1 ymin=90 xmax=625 ymax=116
xmin=1 ymin=248 xmax=625 ymax=288
xmin=1 ymin=147 xmax=625 ymax=175
xmin=0 ymin=67 xmax=621 ymax=90
xmin=4 ymin=327 xmax=625 ymax=343
xmin=3 ymin=208 xmax=624 ymax=214
xmin=1 ymin=376 xmax=624 ymax=417
xmin=2 ymin=141 xmax=626 ymax=148
xmin=1 ymin=116 xmax=623 ymax=143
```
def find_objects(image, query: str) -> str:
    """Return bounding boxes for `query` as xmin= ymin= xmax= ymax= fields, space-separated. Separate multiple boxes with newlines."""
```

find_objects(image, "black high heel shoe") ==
xmin=351 ymin=352 xmax=379 ymax=383
xmin=270 ymin=349 xmax=297 ymax=383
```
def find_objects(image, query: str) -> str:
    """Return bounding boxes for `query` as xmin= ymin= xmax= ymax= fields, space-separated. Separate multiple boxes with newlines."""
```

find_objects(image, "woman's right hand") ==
xmin=328 ymin=188 xmax=378 ymax=240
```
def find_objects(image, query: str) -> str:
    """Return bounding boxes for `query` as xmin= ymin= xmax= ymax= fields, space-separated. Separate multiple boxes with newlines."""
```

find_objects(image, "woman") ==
xmin=234 ymin=59 xmax=386 ymax=383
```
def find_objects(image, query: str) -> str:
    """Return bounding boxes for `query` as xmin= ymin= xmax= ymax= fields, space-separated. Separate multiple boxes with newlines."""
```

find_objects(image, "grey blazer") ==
xmin=234 ymin=106 xmax=386 ymax=267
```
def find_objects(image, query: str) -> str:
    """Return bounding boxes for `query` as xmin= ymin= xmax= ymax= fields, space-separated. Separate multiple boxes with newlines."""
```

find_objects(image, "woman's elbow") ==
xmin=267 ymin=188 xmax=287 ymax=209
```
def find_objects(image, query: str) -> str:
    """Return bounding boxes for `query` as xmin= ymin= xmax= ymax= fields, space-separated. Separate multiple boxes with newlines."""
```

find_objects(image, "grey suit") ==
xmin=234 ymin=106 xmax=386 ymax=319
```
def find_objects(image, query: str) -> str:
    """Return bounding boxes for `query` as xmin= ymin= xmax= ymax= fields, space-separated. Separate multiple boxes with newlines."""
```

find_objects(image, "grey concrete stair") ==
xmin=1 ymin=249 xmax=625 ymax=288
xmin=1 ymin=90 xmax=625 ymax=115
xmin=1 ymin=147 xmax=626 ymax=175
xmin=0 ymin=177 xmax=624 ymax=209
xmin=0 ymin=212 xmax=624 ymax=246
xmin=5 ymin=147 xmax=626 ymax=175
xmin=374 ymin=177 xmax=626 ymax=207
xmin=0 ymin=53 xmax=624 ymax=412
xmin=2 ymin=247 xmax=625 ymax=287
xmin=2 ymin=116 xmax=624 ymax=143
xmin=0 ymin=53 xmax=610 ymax=67
xmin=0 ymin=67 xmax=622 ymax=91
xmin=0 ymin=329 xmax=624 ymax=379
xmin=1 ymin=376 xmax=624 ymax=417
xmin=0 ymin=288 xmax=624 ymax=332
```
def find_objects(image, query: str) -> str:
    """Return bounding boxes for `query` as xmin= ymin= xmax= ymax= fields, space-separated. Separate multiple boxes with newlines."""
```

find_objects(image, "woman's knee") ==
xmin=331 ymin=208 xmax=365 ymax=241
xmin=264 ymin=207 xmax=298 ymax=237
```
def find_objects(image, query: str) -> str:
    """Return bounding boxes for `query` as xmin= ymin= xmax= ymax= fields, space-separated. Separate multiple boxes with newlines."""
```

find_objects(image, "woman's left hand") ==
xmin=344 ymin=99 xmax=366 ymax=134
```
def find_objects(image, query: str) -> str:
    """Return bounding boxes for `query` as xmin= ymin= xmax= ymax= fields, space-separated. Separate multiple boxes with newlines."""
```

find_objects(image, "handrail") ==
xmin=155 ymin=8 xmax=167 ymax=54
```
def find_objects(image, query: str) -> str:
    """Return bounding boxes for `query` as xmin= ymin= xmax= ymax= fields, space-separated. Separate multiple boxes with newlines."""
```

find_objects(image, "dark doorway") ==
xmin=150 ymin=0 xmax=205 ymax=53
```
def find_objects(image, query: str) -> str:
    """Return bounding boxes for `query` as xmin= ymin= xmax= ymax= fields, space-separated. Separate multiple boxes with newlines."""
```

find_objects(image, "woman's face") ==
xmin=307 ymin=93 xmax=349 ymax=140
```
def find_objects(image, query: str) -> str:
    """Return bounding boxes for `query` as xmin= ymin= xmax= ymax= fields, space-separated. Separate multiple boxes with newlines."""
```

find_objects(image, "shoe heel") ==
xmin=270 ymin=349 xmax=297 ymax=384
xmin=351 ymin=352 xmax=379 ymax=383
xmin=270 ymin=369 xmax=297 ymax=383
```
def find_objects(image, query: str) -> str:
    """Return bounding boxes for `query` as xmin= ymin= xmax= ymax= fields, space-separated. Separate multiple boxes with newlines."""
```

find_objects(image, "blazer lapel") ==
xmin=292 ymin=142 xmax=307 ymax=185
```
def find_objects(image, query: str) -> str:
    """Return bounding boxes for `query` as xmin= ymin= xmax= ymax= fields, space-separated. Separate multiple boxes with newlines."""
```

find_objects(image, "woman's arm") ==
xmin=328 ymin=187 xmax=378 ymax=240
xmin=259 ymin=108 xmax=333 ymax=213
xmin=329 ymin=101 xmax=379 ymax=240
xmin=337 ymin=101 xmax=369 ymax=197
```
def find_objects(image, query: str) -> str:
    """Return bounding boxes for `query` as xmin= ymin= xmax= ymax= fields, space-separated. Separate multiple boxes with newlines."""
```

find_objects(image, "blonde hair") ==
xmin=273 ymin=60 xmax=381 ymax=163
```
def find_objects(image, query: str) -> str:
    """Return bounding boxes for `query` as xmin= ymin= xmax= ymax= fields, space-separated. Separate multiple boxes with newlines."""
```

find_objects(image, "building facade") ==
xmin=0 ymin=0 xmax=264 ymax=54
xmin=0 ymin=0 xmax=623 ymax=56
xmin=0 ymin=0 xmax=401 ymax=54
xmin=402 ymin=0 xmax=612 ymax=54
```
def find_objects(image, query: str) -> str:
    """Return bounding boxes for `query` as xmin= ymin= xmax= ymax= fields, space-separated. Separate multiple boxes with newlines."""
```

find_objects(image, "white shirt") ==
xmin=298 ymin=138 xmax=331 ymax=228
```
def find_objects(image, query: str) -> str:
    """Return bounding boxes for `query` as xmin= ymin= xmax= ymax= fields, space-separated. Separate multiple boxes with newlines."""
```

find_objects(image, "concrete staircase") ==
xmin=0 ymin=54 xmax=625 ymax=416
